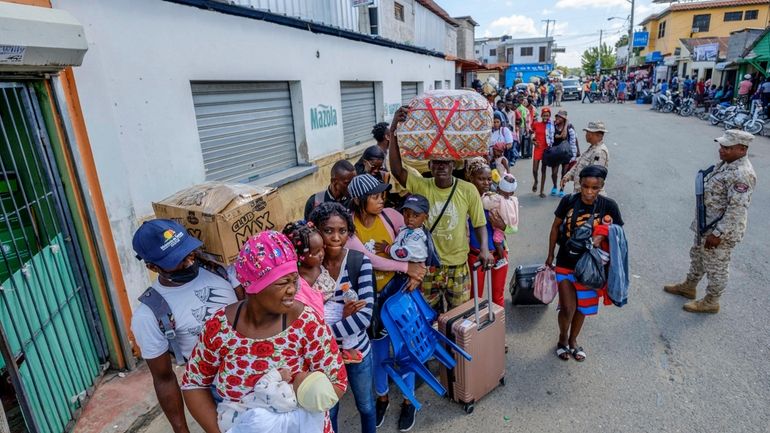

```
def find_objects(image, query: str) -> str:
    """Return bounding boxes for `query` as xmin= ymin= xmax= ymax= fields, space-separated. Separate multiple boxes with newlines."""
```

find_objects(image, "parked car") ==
xmin=562 ymin=79 xmax=580 ymax=101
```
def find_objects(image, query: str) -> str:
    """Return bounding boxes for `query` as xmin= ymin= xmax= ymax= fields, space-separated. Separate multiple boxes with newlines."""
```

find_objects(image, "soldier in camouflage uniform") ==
xmin=664 ymin=130 xmax=757 ymax=314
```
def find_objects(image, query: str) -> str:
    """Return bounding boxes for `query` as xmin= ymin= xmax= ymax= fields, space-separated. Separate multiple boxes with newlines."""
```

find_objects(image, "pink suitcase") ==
xmin=438 ymin=265 xmax=506 ymax=414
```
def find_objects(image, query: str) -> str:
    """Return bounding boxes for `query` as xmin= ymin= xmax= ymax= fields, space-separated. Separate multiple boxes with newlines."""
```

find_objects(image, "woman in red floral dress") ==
xmin=182 ymin=230 xmax=347 ymax=433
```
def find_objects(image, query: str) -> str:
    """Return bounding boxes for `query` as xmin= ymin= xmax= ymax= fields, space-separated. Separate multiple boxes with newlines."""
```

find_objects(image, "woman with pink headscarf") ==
xmin=181 ymin=231 xmax=347 ymax=433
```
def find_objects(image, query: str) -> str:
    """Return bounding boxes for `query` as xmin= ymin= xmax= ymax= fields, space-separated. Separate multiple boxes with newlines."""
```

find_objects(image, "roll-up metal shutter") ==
xmin=401 ymin=82 xmax=419 ymax=105
xmin=340 ymin=81 xmax=376 ymax=148
xmin=191 ymin=81 xmax=297 ymax=183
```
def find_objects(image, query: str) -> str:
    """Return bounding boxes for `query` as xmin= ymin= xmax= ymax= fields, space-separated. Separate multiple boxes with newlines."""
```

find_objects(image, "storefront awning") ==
xmin=0 ymin=2 xmax=88 ymax=73
xmin=715 ymin=61 xmax=736 ymax=71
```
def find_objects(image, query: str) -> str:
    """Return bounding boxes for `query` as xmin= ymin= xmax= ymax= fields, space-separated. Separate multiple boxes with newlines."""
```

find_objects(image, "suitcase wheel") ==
xmin=463 ymin=403 xmax=475 ymax=414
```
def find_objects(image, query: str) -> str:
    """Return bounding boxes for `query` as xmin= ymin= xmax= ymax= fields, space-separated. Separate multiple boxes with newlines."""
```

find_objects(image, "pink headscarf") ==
xmin=235 ymin=231 xmax=298 ymax=295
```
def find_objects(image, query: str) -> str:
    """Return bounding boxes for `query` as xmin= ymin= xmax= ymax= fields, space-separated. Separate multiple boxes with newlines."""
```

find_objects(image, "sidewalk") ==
xmin=74 ymin=362 xmax=196 ymax=433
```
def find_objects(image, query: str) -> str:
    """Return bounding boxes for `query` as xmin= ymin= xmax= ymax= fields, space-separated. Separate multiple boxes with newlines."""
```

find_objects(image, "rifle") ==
xmin=695 ymin=165 xmax=723 ymax=244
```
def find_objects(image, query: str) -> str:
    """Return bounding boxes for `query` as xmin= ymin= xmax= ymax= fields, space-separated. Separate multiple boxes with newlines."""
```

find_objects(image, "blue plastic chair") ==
xmin=379 ymin=288 xmax=471 ymax=410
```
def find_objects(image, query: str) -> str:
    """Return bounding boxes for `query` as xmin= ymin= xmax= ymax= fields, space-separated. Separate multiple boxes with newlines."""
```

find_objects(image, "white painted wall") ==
xmin=504 ymin=42 xmax=550 ymax=64
xmin=53 ymin=0 xmax=454 ymax=306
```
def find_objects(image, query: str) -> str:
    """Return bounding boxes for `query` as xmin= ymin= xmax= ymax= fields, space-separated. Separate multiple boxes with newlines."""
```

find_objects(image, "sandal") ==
xmin=539 ymin=192 xmax=546 ymax=198
xmin=571 ymin=347 xmax=586 ymax=362
xmin=555 ymin=344 xmax=570 ymax=361
xmin=532 ymin=184 xmax=537 ymax=193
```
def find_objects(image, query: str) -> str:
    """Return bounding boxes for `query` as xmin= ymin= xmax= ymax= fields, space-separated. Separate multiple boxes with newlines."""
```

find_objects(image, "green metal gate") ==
xmin=0 ymin=82 xmax=106 ymax=433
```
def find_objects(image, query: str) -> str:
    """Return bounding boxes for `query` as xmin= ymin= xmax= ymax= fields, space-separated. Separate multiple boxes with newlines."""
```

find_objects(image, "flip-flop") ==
xmin=550 ymin=187 xmax=558 ymax=196
xmin=539 ymin=193 xmax=546 ymax=198
xmin=571 ymin=347 xmax=586 ymax=362
xmin=555 ymin=344 xmax=570 ymax=361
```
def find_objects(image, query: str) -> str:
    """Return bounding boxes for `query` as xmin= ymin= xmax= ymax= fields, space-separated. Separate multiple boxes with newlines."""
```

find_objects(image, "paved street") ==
xmin=141 ymin=100 xmax=770 ymax=433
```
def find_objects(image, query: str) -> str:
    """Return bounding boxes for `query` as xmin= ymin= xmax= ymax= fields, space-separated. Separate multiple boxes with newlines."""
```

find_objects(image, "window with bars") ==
xmin=724 ymin=11 xmax=742 ymax=22
xmin=744 ymin=9 xmax=758 ymax=20
xmin=489 ymin=48 xmax=497 ymax=56
xmin=394 ymin=2 xmax=404 ymax=22
xmin=658 ymin=21 xmax=666 ymax=38
xmin=521 ymin=47 xmax=533 ymax=56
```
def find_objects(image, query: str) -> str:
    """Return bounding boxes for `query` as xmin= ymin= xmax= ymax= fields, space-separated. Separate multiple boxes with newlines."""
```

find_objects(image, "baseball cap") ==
xmin=401 ymin=194 xmax=429 ymax=214
xmin=715 ymin=129 xmax=753 ymax=148
xmin=132 ymin=219 xmax=203 ymax=270
xmin=347 ymin=174 xmax=392 ymax=199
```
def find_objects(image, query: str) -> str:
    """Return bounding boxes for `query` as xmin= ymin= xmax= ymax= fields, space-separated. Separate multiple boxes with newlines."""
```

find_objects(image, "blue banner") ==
xmin=645 ymin=51 xmax=662 ymax=63
xmin=633 ymin=32 xmax=649 ymax=48
xmin=504 ymin=63 xmax=553 ymax=87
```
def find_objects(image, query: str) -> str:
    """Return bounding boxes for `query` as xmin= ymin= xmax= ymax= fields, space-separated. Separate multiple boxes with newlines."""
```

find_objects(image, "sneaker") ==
xmin=375 ymin=398 xmax=389 ymax=428
xmin=398 ymin=402 xmax=416 ymax=432
xmin=493 ymin=258 xmax=508 ymax=269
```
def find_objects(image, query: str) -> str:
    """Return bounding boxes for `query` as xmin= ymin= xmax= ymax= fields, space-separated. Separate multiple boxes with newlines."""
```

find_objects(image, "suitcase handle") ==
xmin=471 ymin=262 xmax=495 ymax=324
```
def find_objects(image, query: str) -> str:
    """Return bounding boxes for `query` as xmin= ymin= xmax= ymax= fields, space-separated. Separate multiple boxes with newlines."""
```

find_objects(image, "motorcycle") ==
xmin=663 ymin=91 xmax=685 ymax=114
xmin=724 ymin=100 xmax=765 ymax=134
xmin=679 ymin=96 xmax=695 ymax=117
xmin=658 ymin=91 xmax=674 ymax=112
xmin=709 ymin=102 xmax=737 ymax=126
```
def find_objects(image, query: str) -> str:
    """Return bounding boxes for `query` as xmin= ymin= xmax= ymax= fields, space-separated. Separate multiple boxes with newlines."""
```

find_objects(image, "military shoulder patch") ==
xmin=733 ymin=182 xmax=750 ymax=193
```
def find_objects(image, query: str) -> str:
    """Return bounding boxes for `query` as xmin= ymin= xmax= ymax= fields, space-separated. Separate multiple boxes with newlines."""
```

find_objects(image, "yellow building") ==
xmin=640 ymin=0 xmax=770 ymax=57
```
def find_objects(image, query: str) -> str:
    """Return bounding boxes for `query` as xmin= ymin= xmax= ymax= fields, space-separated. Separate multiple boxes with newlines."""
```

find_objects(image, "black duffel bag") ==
xmin=543 ymin=139 xmax=571 ymax=167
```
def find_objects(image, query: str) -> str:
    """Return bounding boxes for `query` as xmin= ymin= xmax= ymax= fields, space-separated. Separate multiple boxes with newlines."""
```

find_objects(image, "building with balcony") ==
xmin=639 ymin=0 xmax=770 ymax=58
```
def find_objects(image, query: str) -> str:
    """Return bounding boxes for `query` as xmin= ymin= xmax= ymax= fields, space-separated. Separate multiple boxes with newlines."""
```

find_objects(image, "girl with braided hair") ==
xmin=282 ymin=221 xmax=328 ymax=320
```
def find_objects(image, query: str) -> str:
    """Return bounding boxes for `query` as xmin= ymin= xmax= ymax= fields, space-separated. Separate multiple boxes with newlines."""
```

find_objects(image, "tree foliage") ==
xmin=581 ymin=43 xmax=615 ymax=76
xmin=615 ymin=34 xmax=629 ymax=49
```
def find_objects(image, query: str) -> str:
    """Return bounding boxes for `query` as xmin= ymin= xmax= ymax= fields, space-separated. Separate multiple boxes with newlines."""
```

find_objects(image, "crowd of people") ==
xmin=125 ymin=75 xmax=758 ymax=433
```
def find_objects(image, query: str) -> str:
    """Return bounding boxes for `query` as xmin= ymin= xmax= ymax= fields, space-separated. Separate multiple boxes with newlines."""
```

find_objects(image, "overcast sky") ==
xmin=439 ymin=0 xmax=667 ymax=67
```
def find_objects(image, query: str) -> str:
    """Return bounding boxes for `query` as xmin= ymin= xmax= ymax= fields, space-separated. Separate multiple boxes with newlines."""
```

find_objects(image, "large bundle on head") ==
xmin=396 ymin=90 xmax=493 ymax=160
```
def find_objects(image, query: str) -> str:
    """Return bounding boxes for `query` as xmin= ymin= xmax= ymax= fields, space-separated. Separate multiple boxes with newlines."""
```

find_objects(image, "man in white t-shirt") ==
xmin=131 ymin=219 xmax=239 ymax=433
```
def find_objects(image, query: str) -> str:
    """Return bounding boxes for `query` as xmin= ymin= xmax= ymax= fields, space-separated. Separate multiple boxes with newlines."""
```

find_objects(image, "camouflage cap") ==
xmin=715 ymin=129 xmax=753 ymax=148
xmin=583 ymin=121 xmax=608 ymax=133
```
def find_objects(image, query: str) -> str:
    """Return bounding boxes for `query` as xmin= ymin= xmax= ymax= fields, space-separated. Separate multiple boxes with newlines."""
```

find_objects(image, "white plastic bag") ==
xmin=534 ymin=266 xmax=558 ymax=304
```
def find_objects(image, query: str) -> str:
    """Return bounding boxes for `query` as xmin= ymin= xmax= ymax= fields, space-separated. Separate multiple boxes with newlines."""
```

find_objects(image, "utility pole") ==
xmin=542 ymin=19 xmax=556 ymax=38
xmin=599 ymin=29 xmax=603 ymax=51
xmin=626 ymin=0 xmax=635 ymax=77
xmin=597 ymin=29 xmax=603 ymax=76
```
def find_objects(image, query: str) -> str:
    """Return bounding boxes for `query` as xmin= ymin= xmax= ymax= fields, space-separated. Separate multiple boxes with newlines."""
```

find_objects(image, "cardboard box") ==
xmin=152 ymin=182 xmax=285 ymax=265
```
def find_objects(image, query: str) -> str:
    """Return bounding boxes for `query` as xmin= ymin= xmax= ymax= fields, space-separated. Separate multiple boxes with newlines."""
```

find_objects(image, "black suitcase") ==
xmin=509 ymin=264 xmax=546 ymax=306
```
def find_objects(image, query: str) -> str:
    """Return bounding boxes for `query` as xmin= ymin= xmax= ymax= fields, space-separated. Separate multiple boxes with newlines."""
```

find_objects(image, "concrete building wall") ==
xmin=455 ymin=20 xmax=475 ymax=59
xmin=53 ymin=0 xmax=454 ymax=306
xmin=501 ymin=40 xmax=552 ymax=64
xmin=474 ymin=38 xmax=501 ymax=64
xmin=378 ymin=0 xmax=416 ymax=45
